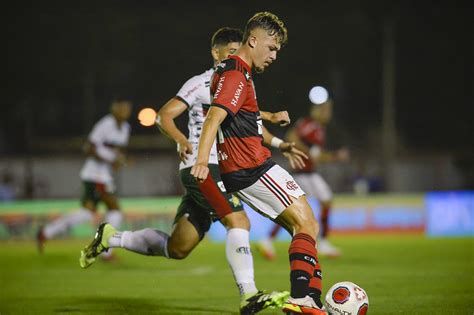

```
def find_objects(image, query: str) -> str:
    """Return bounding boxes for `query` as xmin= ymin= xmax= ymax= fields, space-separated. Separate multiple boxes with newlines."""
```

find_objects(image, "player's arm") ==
xmin=190 ymin=106 xmax=228 ymax=182
xmin=155 ymin=98 xmax=191 ymax=161
xmin=262 ymin=125 xmax=308 ymax=170
xmin=314 ymin=147 xmax=350 ymax=163
xmin=260 ymin=110 xmax=290 ymax=126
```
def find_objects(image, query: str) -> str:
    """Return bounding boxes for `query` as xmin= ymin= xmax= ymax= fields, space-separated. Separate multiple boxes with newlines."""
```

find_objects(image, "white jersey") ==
xmin=80 ymin=114 xmax=131 ymax=184
xmin=176 ymin=68 xmax=218 ymax=169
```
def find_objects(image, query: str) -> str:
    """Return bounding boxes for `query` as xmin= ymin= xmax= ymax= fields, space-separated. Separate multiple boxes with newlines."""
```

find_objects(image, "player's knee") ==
xmin=291 ymin=206 xmax=319 ymax=238
xmin=167 ymin=246 xmax=191 ymax=260
xmin=221 ymin=212 xmax=250 ymax=231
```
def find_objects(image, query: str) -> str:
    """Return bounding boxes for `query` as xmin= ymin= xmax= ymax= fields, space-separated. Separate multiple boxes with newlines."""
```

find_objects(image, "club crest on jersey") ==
xmin=286 ymin=180 xmax=299 ymax=191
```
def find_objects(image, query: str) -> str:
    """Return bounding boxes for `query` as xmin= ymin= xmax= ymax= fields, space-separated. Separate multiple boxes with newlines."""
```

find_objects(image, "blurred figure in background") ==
xmin=37 ymin=98 xmax=132 ymax=260
xmin=257 ymin=99 xmax=350 ymax=259
xmin=0 ymin=172 xmax=16 ymax=202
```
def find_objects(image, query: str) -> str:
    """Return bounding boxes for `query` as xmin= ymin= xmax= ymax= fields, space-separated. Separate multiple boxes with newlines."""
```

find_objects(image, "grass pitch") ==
xmin=0 ymin=235 xmax=472 ymax=314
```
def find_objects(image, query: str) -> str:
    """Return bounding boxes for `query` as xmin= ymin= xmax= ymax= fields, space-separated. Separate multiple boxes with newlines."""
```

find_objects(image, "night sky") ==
xmin=3 ymin=0 xmax=472 ymax=155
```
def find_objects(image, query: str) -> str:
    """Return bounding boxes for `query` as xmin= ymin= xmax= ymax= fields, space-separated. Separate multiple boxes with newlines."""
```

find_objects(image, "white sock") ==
xmin=43 ymin=208 xmax=93 ymax=239
xmin=107 ymin=228 xmax=169 ymax=257
xmin=100 ymin=210 xmax=123 ymax=258
xmin=226 ymin=228 xmax=258 ymax=297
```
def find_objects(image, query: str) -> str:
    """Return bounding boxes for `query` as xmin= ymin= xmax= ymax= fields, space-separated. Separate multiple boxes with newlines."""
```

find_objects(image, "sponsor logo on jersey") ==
xmin=332 ymin=286 xmax=351 ymax=304
xmin=231 ymin=81 xmax=245 ymax=107
xmin=218 ymin=151 xmax=228 ymax=161
xmin=214 ymin=76 xmax=225 ymax=99
xmin=286 ymin=180 xmax=299 ymax=191
xmin=184 ymin=83 xmax=201 ymax=99
xmin=244 ymin=71 xmax=251 ymax=80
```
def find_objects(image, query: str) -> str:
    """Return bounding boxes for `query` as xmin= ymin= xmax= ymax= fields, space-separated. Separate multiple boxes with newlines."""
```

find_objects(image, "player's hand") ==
xmin=270 ymin=111 xmax=291 ymax=127
xmin=190 ymin=163 xmax=209 ymax=183
xmin=335 ymin=148 xmax=350 ymax=162
xmin=279 ymin=142 xmax=308 ymax=170
xmin=112 ymin=152 xmax=127 ymax=171
xmin=177 ymin=140 xmax=193 ymax=162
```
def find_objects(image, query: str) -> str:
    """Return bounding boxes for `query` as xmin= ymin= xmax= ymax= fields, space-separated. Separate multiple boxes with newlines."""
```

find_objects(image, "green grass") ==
xmin=0 ymin=235 xmax=473 ymax=314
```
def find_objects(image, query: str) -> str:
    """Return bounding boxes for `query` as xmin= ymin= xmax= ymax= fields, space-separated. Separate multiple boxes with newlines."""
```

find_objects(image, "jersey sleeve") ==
xmin=88 ymin=119 xmax=108 ymax=145
xmin=211 ymin=70 xmax=247 ymax=116
xmin=88 ymin=119 xmax=116 ymax=163
xmin=176 ymin=75 xmax=203 ymax=107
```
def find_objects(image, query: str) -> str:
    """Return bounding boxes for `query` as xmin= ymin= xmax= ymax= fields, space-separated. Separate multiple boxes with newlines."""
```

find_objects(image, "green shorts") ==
xmin=81 ymin=181 xmax=114 ymax=207
xmin=175 ymin=164 xmax=244 ymax=239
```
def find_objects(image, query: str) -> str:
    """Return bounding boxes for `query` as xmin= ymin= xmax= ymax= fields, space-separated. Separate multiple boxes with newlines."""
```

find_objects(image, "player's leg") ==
xmin=37 ymin=181 xmax=97 ymax=253
xmin=311 ymin=173 xmax=340 ymax=257
xmin=197 ymin=165 xmax=289 ymax=314
xmin=256 ymin=223 xmax=280 ymax=261
xmin=79 ymin=194 xmax=203 ymax=268
xmin=101 ymin=184 xmax=123 ymax=260
xmin=236 ymin=165 xmax=325 ymax=314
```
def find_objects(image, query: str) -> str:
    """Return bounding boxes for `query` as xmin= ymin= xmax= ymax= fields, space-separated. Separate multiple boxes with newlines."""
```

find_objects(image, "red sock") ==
xmin=269 ymin=224 xmax=281 ymax=239
xmin=288 ymin=233 xmax=317 ymax=298
xmin=308 ymin=251 xmax=323 ymax=307
xmin=320 ymin=204 xmax=330 ymax=238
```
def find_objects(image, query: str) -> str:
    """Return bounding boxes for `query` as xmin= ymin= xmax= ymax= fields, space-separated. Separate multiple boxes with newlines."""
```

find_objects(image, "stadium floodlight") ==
xmin=138 ymin=107 xmax=157 ymax=127
xmin=309 ymin=86 xmax=329 ymax=105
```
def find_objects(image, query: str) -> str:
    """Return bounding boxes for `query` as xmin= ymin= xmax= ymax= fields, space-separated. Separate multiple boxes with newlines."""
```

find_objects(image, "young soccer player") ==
xmin=37 ymin=98 xmax=132 ymax=261
xmin=191 ymin=12 xmax=327 ymax=315
xmin=79 ymin=27 xmax=302 ymax=315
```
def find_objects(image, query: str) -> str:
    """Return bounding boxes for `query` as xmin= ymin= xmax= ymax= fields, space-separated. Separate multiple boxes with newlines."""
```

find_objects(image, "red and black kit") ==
xmin=210 ymin=55 xmax=274 ymax=192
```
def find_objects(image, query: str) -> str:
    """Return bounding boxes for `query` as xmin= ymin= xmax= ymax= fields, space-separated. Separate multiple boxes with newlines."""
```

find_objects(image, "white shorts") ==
xmin=235 ymin=164 xmax=305 ymax=219
xmin=293 ymin=172 xmax=332 ymax=202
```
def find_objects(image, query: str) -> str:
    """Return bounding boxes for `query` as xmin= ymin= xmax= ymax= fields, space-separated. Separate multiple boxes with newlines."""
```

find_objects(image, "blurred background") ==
xmin=1 ymin=0 xmax=473 ymax=239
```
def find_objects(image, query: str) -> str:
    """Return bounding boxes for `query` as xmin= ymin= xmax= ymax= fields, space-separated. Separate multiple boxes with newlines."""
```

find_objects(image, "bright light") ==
xmin=309 ymin=86 xmax=329 ymax=104
xmin=138 ymin=107 xmax=157 ymax=127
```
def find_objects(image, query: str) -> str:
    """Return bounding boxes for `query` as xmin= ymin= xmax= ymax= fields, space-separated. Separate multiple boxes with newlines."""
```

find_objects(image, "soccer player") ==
xmin=79 ymin=27 xmax=300 ymax=314
xmin=257 ymin=98 xmax=350 ymax=259
xmin=191 ymin=12 xmax=327 ymax=315
xmin=37 ymin=98 xmax=132 ymax=261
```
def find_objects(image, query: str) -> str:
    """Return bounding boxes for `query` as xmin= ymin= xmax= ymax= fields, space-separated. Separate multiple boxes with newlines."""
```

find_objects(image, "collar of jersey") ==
xmin=229 ymin=55 xmax=252 ymax=74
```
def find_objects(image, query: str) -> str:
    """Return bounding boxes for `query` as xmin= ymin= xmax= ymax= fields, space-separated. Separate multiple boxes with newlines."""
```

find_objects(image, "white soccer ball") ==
xmin=325 ymin=281 xmax=369 ymax=315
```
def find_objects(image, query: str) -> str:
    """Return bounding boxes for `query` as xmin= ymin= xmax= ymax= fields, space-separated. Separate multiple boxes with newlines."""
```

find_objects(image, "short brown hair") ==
xmin=211 ymin=27 xmax=243 ymax=48
xmin=242 ymin=12 xmax=288 ymax=45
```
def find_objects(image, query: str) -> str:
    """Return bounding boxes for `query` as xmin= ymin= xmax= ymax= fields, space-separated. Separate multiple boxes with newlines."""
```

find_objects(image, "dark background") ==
xmin=3 ymin=0 xmax=472 ymax=157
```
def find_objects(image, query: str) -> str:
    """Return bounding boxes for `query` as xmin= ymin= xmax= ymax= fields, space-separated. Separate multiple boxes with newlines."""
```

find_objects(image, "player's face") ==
xmin=251 ymin=28 xmax=281 ymax=73
xmin=311 ymin=102 xmax=332 ymax=124
xmin=217 ymin=42 xmax=241 ymax=62
xmin=112 ymin=101 xmax=132 ymax=122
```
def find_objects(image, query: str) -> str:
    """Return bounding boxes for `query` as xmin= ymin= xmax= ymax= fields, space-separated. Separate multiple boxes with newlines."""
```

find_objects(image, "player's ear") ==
xmin=211 ymin=47 xmax=219 ymax=63
xmin=248 ymin=35 xmax=257 ymax=48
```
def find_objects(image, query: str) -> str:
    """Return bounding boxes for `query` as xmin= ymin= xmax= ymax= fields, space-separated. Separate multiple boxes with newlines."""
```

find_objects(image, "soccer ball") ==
xmin=325 ymin=281 xmax=369 ymax=315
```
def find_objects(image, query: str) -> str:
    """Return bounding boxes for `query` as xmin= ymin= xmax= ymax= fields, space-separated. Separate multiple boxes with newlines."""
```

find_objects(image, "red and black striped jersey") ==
xmin=294 ymin=117 xmax=326 ymax=173
xmin=210 ymin=55 xmax=274 ymax=192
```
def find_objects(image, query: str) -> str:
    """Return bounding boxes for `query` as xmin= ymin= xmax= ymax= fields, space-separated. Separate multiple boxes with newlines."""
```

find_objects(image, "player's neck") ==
xmin=235 ymin=47 xmax=253 ymax=70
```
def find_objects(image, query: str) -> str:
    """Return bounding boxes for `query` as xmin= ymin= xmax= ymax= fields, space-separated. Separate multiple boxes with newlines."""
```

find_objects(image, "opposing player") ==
xmin=191 ymin=12 xmax=327 ymax=315
xmin=79 ymin=27 xmax=298 ymax=314
xmin=257 ymin=98 xmax=350 ymax=259
xmin=37 ymin=98 xmax=131 ymax=261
